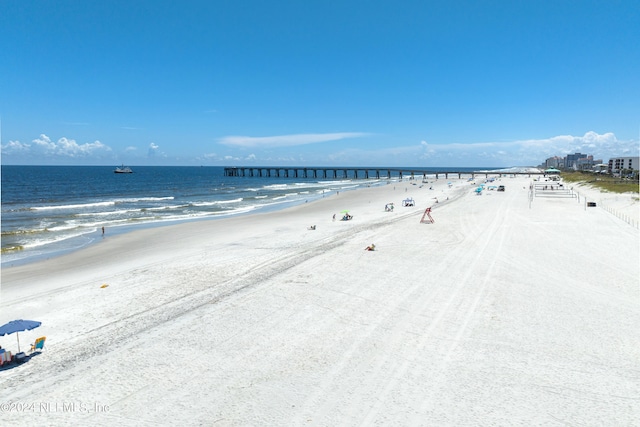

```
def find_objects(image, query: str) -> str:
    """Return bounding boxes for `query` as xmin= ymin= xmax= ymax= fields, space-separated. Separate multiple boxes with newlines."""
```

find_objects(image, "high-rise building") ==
xmin=565 ymin=153 xmax=584 ymax=168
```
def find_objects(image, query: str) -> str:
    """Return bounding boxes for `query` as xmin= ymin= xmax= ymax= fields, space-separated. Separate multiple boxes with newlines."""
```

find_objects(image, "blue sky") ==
xmin=1 ymin=0 xmax=639 ymax=167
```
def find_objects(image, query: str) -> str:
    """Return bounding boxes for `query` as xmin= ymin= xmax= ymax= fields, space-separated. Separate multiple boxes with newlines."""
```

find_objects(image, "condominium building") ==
xmin=607 ymin=157 xmax=639 ymax=174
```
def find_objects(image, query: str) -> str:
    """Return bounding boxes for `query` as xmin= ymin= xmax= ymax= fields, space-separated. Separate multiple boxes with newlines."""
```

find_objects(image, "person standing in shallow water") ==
xmin=102 ymin=226 xmax=105 ymax=235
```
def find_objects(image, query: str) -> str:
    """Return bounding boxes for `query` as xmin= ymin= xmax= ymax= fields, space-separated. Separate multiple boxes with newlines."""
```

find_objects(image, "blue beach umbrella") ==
xmin=0 ymin=319 xmax=41 ymax=353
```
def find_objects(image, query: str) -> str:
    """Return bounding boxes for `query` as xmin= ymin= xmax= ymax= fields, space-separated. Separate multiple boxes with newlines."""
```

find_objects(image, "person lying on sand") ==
xmin=365 ymin=243 xmax=376 ymax=251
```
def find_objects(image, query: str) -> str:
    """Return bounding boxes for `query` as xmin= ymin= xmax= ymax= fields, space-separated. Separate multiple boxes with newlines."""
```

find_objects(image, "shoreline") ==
xmin=0 ymin=178 xmax=387 ymax=269
xmin=0 ymin=166 xmax=547 ymax=269
xmin=0 ymin=173 xmax=463 ymax=269
xmin=1 ymin=178 xmax=456 ymax=282
xmin=1 ymin=174 xmax=638 ymax=425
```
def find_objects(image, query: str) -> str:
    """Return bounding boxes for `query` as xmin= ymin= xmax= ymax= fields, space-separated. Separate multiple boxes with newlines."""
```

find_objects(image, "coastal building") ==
xmin=544 ymin=153 xmax=604 ymax=172
xmin=575 ymin=155 xmax=603 ymax=171
xmin=544 ymin=156 xmax=564 ymax=169
xmin=607 ymin=156 xmax=639 ymax=175
xmin=565 ymin=152 xmax=585 ymax=168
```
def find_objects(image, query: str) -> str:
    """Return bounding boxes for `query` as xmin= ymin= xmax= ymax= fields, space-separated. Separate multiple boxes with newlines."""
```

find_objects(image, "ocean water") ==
xmin=1 ymin=165 xmax=500 ymax=267
xmin=0 ymin=165 xmax=383 ymax=266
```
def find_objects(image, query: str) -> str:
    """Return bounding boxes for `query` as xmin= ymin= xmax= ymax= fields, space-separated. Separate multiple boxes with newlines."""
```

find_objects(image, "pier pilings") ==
xmin=223 ymin=167 xmax=542 ymax=180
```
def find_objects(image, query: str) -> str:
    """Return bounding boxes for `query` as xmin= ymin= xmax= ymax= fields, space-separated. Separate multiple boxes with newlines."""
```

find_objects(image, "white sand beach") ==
xmin=1 ymin=176 xmax=639 ymax=426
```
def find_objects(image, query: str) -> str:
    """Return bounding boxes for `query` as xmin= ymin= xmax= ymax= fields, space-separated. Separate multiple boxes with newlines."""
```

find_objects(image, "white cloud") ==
xmin=32 ymin=134 xmax=57 ymax=151
xmin=218 ymin=132 xmax=370 ymax=148
xmin=1 ymin=140 xmax=31 ymax=154
xmin=2 ymin=134 xmax=113 ymax=162
xmin=2 ymin=134 xmax=111 ymax=158
xmin=56 ymin=137 xmax=109 ymax=157
xmin=319 ymin=131 xmax=637 ymax=167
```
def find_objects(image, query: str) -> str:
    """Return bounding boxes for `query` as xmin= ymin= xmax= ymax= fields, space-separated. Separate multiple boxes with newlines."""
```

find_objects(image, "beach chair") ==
xmin=30 ymin=336 xmax=46 ymax=353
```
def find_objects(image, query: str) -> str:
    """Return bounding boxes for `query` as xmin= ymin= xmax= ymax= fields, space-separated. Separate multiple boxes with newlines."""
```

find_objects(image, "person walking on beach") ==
xmin=333 ymin=214 xmax=336 ymax=221
xmin=102 ymin=226 xmax=105 ymax=235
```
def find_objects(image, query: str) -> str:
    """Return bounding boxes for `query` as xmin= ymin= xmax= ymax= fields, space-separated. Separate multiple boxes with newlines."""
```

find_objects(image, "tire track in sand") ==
xmin=354 ymin=195 xmax=511 ymax=426
xmin=288 ymin=190 xmax=500 ymax=424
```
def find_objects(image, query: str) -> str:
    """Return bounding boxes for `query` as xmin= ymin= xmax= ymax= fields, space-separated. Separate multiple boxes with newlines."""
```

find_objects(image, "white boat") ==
xmin=114 ymin=165 xmax=133 ymax=173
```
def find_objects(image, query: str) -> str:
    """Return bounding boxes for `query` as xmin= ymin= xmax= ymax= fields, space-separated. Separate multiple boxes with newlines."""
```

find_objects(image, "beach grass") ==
xmin=561 ymin=171 xmax=639 ymax=193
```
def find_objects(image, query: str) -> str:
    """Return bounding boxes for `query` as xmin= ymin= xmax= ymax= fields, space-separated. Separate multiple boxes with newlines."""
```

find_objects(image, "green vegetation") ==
xmin=561 ymin=171 xmax=639 ymax=194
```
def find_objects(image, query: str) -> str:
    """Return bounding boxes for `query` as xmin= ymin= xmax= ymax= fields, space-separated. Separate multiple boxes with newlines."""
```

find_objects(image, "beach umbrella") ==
xmin=340 ymin=210 xmax=349 ymax=213
xmin=0 ymin=319 xmax=41 ymax=353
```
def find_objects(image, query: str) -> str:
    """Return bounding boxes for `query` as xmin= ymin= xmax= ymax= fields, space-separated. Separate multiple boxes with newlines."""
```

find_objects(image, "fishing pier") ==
xmin=224 ymin=167 xmax=543 ymax=180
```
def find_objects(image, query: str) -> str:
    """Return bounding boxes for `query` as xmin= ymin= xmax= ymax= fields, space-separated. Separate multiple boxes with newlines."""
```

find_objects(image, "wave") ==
xmin=208 ymin=205 xmax=257 ymax=216
xmin=31 ymin=201 xmax=115 ymax=211
xmin=122 ymin=205 xmax=259 ymax=223
xmin=21 ymin=228 xmax=98 ymax=249
xmin=189 ymin=198 xmax=243 ymax=207
xmin=47 ymin=222 xmax=81 ymax=232
xmin=77 ymin=208 xmax=142 ymax=216
xmin=115 ymin=196 xmax=174 ymax=203
xmin=1 ymin=228 xmax=46 ymax=236
xmin=30 ymin=196 xmax=176 ymax=211
xmin=146 ymin=205 xmax=187 ymax=211
xmin=317 ymin=180 xmax=353 ymax=185
xmin=214 ymin=198 xmax=243 ymax=204
xmin=1 ymin=244 xmax=24 ymax=254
